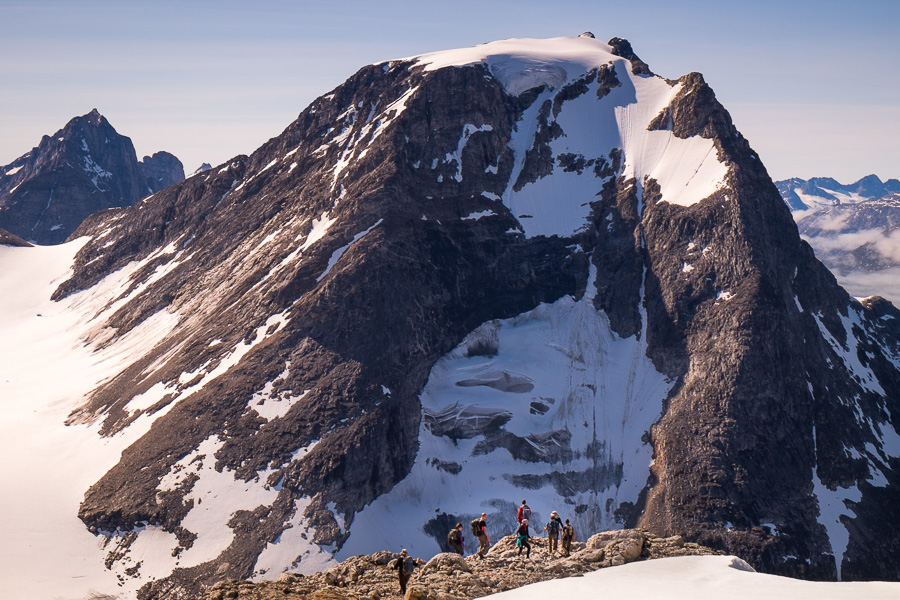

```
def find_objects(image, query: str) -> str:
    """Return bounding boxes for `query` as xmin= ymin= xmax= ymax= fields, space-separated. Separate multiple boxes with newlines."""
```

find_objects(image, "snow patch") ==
xmin=462 ymin=209 xmax=495 ymax=221
xmin=317 ymin=219 xmax=383 ymax=282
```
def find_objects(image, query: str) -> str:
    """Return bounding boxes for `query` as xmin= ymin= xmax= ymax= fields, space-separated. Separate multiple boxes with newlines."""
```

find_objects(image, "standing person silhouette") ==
xmin=474 ymin=512 xmax=490 ymax=559
xmin=517 ymin=499 xmax=532 ymax=524
xmin=392 ymin=549 xmax=422 ymax=595
xmin=516 ymin=518 xmax=531 ymax=558
xmin=544 ymin=510 xmax=562 ymax=556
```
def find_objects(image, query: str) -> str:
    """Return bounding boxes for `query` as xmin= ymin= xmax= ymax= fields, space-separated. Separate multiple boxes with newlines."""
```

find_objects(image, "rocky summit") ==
xmin=197 ymin=529 xmax=722 ymax=600
xmin=0 ymin=109 xmax=184 ymax=244
xmin=4 ymin=34 xmax=899 ymax=600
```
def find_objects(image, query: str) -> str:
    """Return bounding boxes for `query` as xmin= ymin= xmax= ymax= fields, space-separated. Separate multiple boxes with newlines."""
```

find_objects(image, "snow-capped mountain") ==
xmin=776 ymin=176 xmax=900 ymax=303
xmin=2 ymin=35 xmax=899 ymax=600
xmin=0 ymin=109 xmax=184 ymax=245
xmin=777 ymin=175 xmax=900 ymax=212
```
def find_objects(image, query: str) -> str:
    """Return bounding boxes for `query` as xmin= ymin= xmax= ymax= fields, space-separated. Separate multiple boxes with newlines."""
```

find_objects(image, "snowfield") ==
xmin=487 ymin=555 xmax=900 ymax=600
xmin=0 ymin=239 xmax=179 ymax=599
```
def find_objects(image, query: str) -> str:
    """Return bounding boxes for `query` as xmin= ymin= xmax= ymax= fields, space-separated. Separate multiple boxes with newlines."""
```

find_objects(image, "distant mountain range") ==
xmin=0 ymin=109 xmax=184 ymax=245
xmin=777 ymin=175 xmax=900 ymax=212
xmin=776 ymin=175 xmax=900 ymax=304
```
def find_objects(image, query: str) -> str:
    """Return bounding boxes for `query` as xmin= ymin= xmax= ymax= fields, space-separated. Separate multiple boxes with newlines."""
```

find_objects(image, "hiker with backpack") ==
xmin=516 ymin=518 xmax=531 ymax=558
xmin=561 ymin=518 xmax=575 ymax=557
xmin=390 ymin=548 xmax=423 ymax=595
xmin=471 ymin=512 xmax=490 ymax=559
xmin=517 ymin=499 xmax=532 ymax=524
xmin=447 ymin=522 xmax=464 ymax=555
xmin=543 ymin=510 xmax=563 ymax=555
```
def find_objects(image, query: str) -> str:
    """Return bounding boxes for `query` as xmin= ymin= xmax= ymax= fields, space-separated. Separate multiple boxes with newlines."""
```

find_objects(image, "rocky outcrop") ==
xmin=139 ymin=151 xmax=185 ymax=194
xmin=193 ymin=530 xmax=722 ymax=600
xmin=0 ymin=109 xmax=183 ymax=244
xmin=0 ymin=227 xmax=31 ymax=247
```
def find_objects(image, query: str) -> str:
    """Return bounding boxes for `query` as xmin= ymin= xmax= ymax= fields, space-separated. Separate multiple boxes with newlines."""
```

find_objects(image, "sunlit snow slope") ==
xmin=489 ymin=555 xmax=900 ymax=600
xmin=0 ymin=240 xmax=180 ymax=599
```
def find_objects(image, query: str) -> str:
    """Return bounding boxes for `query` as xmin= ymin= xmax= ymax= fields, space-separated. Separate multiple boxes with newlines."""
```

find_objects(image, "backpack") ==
xmin=562 ymin=524 xmax=574 ymax=541
xmin=547 ymin=518 xmax=560 ymax=534
xmin=523 ymin=505 xmax=532 ymax=520
xmin=447 ymin=529 xmax=458 ymax=546
xmin=471 ymin=519 xmax=481 ymax=537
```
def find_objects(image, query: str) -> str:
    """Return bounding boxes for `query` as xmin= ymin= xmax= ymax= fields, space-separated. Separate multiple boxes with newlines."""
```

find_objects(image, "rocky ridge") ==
xmin=198 ymin=529 xmax=721 ymax=600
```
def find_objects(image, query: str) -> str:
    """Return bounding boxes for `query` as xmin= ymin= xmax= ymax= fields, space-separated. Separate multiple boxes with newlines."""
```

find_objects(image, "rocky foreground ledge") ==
xmin=199 ymin=529 xmax=723 ymax=600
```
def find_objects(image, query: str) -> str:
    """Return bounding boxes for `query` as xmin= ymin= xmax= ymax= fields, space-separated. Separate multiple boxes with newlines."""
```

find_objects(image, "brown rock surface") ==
xmin=192 ymin=529 xmax=722 ymax=600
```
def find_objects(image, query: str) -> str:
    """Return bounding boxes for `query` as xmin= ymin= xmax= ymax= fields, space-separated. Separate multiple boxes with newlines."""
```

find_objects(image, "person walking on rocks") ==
xmin=516 ymin=518 xmax=531 ymax=558
xmin=391 ymin=548 xmax=422 ymax=595
xmin=561 ymin=518 xmax=575 ymax=557
xmin=517 ymin=499 xmax=532 ymax=524
xmin=447 ymin=522 xmax=464 ymax=555
xmin=472 ymin=512 xmax=490 ymax=559
xmin=544 ymin=510 xmax=562 ymax=556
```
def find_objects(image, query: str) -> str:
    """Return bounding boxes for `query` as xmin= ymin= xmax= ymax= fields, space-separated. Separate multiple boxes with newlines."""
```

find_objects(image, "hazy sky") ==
xmin=1 ymin=0 xmax=897 ymax=182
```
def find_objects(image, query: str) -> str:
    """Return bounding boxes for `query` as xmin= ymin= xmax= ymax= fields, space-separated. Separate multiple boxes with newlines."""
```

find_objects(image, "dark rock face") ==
xmin=0 ymin=109 xmax=183 ymax=245
xmin=46 ymin=37 xmax=900 ymax=598
xmin=607 ymin=36 xmax=652 ymax=76
xmin=139 ymin=151 xmax=185 ymax=195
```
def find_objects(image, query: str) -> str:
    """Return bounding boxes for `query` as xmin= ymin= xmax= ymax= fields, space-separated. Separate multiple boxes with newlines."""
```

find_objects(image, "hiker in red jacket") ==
xmin=517 ymin=499 xmax=532 ymax=524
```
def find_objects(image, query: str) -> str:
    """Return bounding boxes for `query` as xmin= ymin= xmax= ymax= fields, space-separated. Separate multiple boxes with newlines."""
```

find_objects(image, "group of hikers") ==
xmin=394 ymin=500 xmax=577 ymax=594
xmin=447 ymin=499 xmax=576 ymax=560
xmin=509 ymin=499 xmax=575 ymax=559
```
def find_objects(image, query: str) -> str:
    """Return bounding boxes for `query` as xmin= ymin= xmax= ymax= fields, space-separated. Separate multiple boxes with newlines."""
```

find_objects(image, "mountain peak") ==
xmin=81 ymin=107 xmax=106 ymax=127
xmin=0 ymin=110 xmax=183 ymax=244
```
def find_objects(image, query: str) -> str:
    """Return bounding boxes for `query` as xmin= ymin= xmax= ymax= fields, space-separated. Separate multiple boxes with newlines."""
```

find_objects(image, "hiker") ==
xmin=516 ymin=518 xmax=531 ymax=558
xmin=561 ymin=518 xmax=575 ymax=557
xmin=447 ymin=522 xmax=464 ymax=555
xmin=391 ymin=548 xmax=422 ymax=595
xmin=472 ymin=512 xmax=490 ymax=559
xmin=544 ymin=510 xmax=562 ymax=555
xmin=517 ymin=499 xmax=532 ymax=524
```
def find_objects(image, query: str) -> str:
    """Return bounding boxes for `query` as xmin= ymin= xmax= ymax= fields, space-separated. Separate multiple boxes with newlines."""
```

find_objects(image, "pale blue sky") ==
xmin=1 ymin=0 xmax=897 ymax=182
